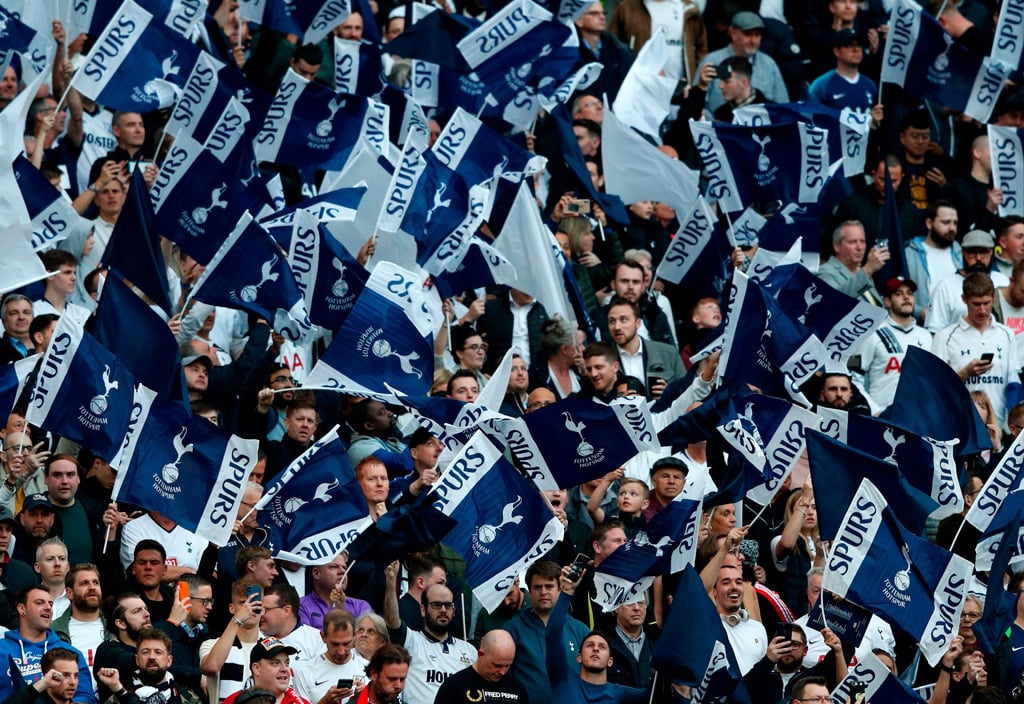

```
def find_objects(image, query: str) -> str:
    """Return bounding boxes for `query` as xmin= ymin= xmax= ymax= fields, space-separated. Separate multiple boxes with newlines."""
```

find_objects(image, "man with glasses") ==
xmin=382 ymin=560 xmax=476 ymax=704
xmin=259 ymin=584 xmax=326 ymax=664
xmin=789 ymin=676 xmax=830 ymax=704
xmin=744 ymin=624 xmax=847 ymax=701
xmin=155 ymin=574 xmax=214 ymax=691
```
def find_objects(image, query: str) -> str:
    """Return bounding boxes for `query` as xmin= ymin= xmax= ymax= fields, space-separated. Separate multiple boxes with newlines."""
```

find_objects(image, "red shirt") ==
xmin=223 ymin=687 xmax=309 ymax=704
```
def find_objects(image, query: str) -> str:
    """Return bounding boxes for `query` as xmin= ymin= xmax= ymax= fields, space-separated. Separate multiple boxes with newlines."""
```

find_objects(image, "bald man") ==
xmin=526 ymin=388 xmax=556 ymax=413
xmin=432 ymin=630 xmax=528 ymax=703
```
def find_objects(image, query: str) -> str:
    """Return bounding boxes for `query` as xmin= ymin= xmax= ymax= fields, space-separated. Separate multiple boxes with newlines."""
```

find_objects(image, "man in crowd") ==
xmin=259 ymin=584 xmax=325 ymax=663
xmin=156 ymin=574 xmax=214 ymax=691
xmin=358 ymin=644 xmax=410 ymax=704
xmin=299 ymin=552 xmax=372 ymax=630
xmin=93 ymin=594 xmax=151 ymax=700
xmin=433 ymin=629 xmax=528 ymax=703
xmin=818 ymin=221 xmax=888 ymax=304
xmin=927 ymin=229 xmax=1008 ymax=332
xmin=291 ymin=609 xmax=366 ymax=704
xmin=52 ymin=564 xmax=107 ymax=666
xmin=94 ymin=628 xmax=203 ymax=704
xmin=4 ymin=648 xmax=82 ymax=704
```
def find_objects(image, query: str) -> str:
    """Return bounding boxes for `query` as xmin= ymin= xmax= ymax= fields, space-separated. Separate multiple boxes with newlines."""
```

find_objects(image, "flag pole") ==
xmin=460 ymin=592 xmax=467 ymax=641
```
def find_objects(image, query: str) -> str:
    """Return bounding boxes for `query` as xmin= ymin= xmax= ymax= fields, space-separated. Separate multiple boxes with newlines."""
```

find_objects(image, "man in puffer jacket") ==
xmin=0 ymin=586 xmax=95 ymax=703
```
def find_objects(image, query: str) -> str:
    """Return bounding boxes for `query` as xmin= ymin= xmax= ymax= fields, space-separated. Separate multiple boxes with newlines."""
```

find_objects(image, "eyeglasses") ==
xmin=270 ymin=375 xmax=293 ymax=384
xmin=960 ymin=611 xmax=983 ymax=622
xmin=583 ymin=9 xmax=606 ymax=14
xmin=262 ymin=605 xmax=285 ymax=612
xmin=426 ymin=601 xmax=456 ymax=611
xmin=464 ymin=344 xmax=488 ymax=352
xmin=790 ymin=640 xmax=807 ymax=647
xmin=796 ymin=697 xmax=830 ymax=703
xmin=193 ymin=597 xmax=214 ymax=607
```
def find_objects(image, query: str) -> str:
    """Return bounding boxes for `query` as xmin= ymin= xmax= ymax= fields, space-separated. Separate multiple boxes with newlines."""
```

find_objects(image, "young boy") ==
xmin=586 ymin=468 xmax=649 ymax=537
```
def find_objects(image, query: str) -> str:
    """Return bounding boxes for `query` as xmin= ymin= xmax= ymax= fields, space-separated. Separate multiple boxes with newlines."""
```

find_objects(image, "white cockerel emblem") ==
xmin=883 ymin=427 xmax=905 ymax=464
xmin=475 ymin=496 xmax=524 ymax=544
xmin=893 ymin=543 xmax=914 ymax=591
xmin=316 ymin=95 xmax=346 ymax=137
xmin=798 ymin=284 xmax=823 ymax=324
xmin=516 ymin=44 xmax=552 ymax=79
xmin=161 ymin=427 xmax=194 ymax=484
xmin=563 ymin=412 xmax=594 ymax=457
xmin=331 ymin=258 xmax=349 ymax=298
xmin=283 ymin=478 xmax=339 ymax=513
xmin=370 ymin=338 xmax=422 ymax=378
xmin=634 ymin=531 xmax=673 ymax=557
xmin=238 ymin=255 xmax=280 ymax=303
xmin=425 ymin=182 xmax=452 ymax=226
xmin=143 ymin=51 xmax=182 ymax=100
xmin=88 ymin=365 xmax=120 ymax=415
xmin=752 ymin=133 xmax=772 ymax=172
xmin=191 ymin=183 xmax=228 ymax=226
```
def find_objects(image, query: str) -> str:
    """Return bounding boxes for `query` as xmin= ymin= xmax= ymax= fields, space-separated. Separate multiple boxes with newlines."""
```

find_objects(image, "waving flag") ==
xmin=881 ymin=0 xmax=1009 ymax=122
xmin=689 ymin=119 xmax=830 ymax=214
xmin=332 ymin=37 xmax=384 ymax=97
xmin=964 ymin=431 xmax=1024 ymax=538
xmin=497 ymin=396 xmax=658 ymax=491
xmin=773 ymin=265 xmax=886 ymax=369
xmin=817 ymin=408 xmax=961 ymax=518
xmin=11 ymin=156 xmax=85 ymax=252
xmin=602 ymin=103 xmax=700 ymax=216
xmin=286 ymin=210 xmax=368 ymax=332
xmin=806 ymin=430 xmax=938 ymax=540
xmin=734 ymin=102 xmax=872 ymax=178
xmin=70 ymin=0 xmax=201 ymax=112
xmin=823 ymin=478 xmax=971 ymax=667
xmin=75 ymin=0 xmax=208 ymax=38
xmin=989 ymin=126 xmax=1024 ymax=217
xmin=25 ymin=315 xmax=135 ymax=460
xmin=379 ymin=84 xmax=431 ymax=149
xmin=880 ymin=346 xmax=992 ymax=457
xmin=651 ymin=566 xmax=749 ymax=702
xmin=261 ymin=185 xmax=366 ymax=249
xmin=304 ymin=261 xmax=434 ymax=397
xmin=833 ymin=651 xmax=928 ymax=704
xmin=0 ymin=355 xmax=38 ymax=421
xmin=972 ymin=515 xmax=1022 ymax=654
xmin=653 ymin=197 xmax=732 ymax=299
xmin=872 ymin=162 xmax=909 ymax=291
xmin=718 ymin=271 xmax=826 ymax=403
xmin=428 ymin=431 xmax=564 ymax=612
xmin=298 ymin=0 xmax=353 ymax=44
xmin=0 ymin=7 xmax=39 ymax=73
xmin=101 ymin=168 xmax=172 ymax=315
xmin=112 ymin=385 xmax=257 ymax=546
xmin=432 ymin=238 xmax=518 ymax=299
xmin=255 ymin=71 xmax=377 ymax=171
xmin=189 ymin=212 xmax=313 ymax=343
xmin=593 ymin=467 xmax=706 ymax=611
xmin=992 ymin=0 xmax=1024 ymax=74
xmin=611 ymin=30 xmax=677 ymax=142
xmin=254 ymin=425 xmax=373 ymax=564
xmin=238 ymin=0 xmax=302 ymax=35
xmin=431 ymin=107 xmax=547 ymax=187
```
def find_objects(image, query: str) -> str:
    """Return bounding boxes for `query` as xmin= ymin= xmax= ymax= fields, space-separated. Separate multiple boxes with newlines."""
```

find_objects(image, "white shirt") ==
xmin=932 ymin=317 xmax=1019 ymax=427
xmin=927 ymin=270 xmax=1011 ymax=333
xmin=923 ymin=243 xmax=958 ymax=298
xmin=644 ymin=0 xmax=685 ymax=79
xmin=119 ymin=514 xmax=209 ymax=571
xmin=67 ymin=618 xmax=105 ymax=666
xmin=399 ymin=628 xmax=477 ymax=704
xmin=617 ymin=340 xmax=646 ymax=382
xmin=857 ymin=316 xmax=933 ymax=409
xmin=509 ymin=296 xmax=535 ymax=367
xmin=292 ymin=652 xmax=369 ymax=704
xmin=1001 ymin=295 xmax=1024 ymax=360
xmin=279 ymin=624 xmax=328 ymax=664
xmin=720 ymin=615 xmax=767 ymax=675
xmin=52 ymin=593 xmax=70 ymax=620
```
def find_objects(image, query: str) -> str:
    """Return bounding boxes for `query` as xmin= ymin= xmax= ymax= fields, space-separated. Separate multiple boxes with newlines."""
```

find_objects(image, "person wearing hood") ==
xmin=0 ymin=585 xmax=95 ymax=702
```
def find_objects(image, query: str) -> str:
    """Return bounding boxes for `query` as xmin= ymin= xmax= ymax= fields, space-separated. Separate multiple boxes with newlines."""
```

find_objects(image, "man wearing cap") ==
xmin=223 ymin=637 xmax=308 ymax=704
xmin=696 ymin=11 xmax=787 ymax=114
xmin=94 ymin=628 xmax=203 ymax=704
xmin=14 ymin=494 xmax=58 ymax=565
xmin=642 ymin=457 xmax=688 ymax=521
xmin=182 ymin=355 xmax=212 ymax=404
xmin=856 ymin=277 xmax=933 ymax=409
xmin=904 ymin=200 xmax=962 ymax=320
xmin=926 ymin=230 xmax=1009 ymax=333
xmin=712 ymin=56 xmax=766 ymax=123
xmin=807 ymin=29 xmax=878 ymax=114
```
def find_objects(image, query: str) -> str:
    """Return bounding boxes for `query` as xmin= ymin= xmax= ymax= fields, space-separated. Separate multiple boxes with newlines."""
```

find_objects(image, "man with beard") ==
xmin=905 ymin=201 xmax=961 ymax=319
xmin=712 ymin=561 xmax=767 ymax=676
xmin=223 ymin=638 xmax=307 ymax=704
xmin=53 ymin=564 xmax=108 ymax=664
xmin=94 ymin=629 xmax=202 ymax=704
xmin=93 ymin=594 xmax=152 ymax=701
xmin=0 ymin=587 xmax=94 ymax=702
xmin=353 ymin=644 xmax=410 ymax=704
xmin=346 ymin=400 xmax=406 ymax=469
xmin=383 ymin=561 xmax=476 ymax=704
xmin=606 ymin=298 xmax=683 ymax=401
xmin=155 ymin=575 xmax=214 ymax=692
xmin=817 ymin=374 xmax=855 ymax=412
xmin=741 ymin=623 xmax=847 ymax=700
xmin=927 ymin=230 xmax=1009 ymax=332
xmin=858 ymin=277 xmax=933 ymax=409
xmin=433 ymin=629 xmax=527 ymax=703
xmin=244 ymin=366 xmax=297 ymax=443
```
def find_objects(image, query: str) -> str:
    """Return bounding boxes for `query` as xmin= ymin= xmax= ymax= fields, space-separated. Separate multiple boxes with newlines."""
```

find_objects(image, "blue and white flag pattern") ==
xmin=988 ymin=125 xmax=1024 ymax=217
xmin=0 ymin=355 xmax=38 ymax=423
xmin=881 ymin=0 xmax=1009 ymax=122
xmin=689 ymin=118 xmax=830 ymax=213
xmin=304 ymin=261 xmax=434 ymax=398
xmin=653 ymin=197 xmax=732 ymax=299
xmin=818 ymin=408 xmax=961 ymax=519
xmin=431 ymin=107 xmax=546 ymax=186
xmin=593 ymin=466 xmax=706 ymax=611
xmin=832 ymin=651 xmax=928 ymax=704
xmin=190 ymin=211 xmax=313 ymax=343
xmin=12 ymin=156 xmax=84 ymax=252
xmin=428 ymin=431 xmax=564 ymax=612
xmin=254 ymin=425 xmax=373 ymax=565
xmin=112 ymin=385 xmax=258 ymax=547
xmin=25 ymin=315 xmax=135 ymax=461
xmin=824 ymin=478 xmax=971 ymax=666
xmin=261 ymin=185 xmax=366 ymax=249
xmin=70 ymin=0 xmax=201 ymax=112
xmin=992 ymin=0 xmax=1024 ymax=74
xmin=332 ymin=37 xmax=384 ymax=97
xmin=497 ymin=396 xmax=659 ymax=491
xmin=966 ymin=430 xmax=1024 ymax=570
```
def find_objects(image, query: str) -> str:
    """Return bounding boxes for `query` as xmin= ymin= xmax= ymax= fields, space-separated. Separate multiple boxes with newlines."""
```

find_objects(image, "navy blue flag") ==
xmin=303 ymin=261 xmax=434 ymax=398
xmin=756 ymin=203 xmax=825 ymax=258
xmin=964 ymin=431 xmax=1024 ymax=539
xmin=166 ymin=52 xmax=272 ymax=144
xmin=653 ymin=197 xmax=733 ymax=300
xmin=254 ymin=71 xmax=376 ymax=171
xmin=433 ymin=239 xmax=518 ymax=300
xmin=346 ymin=496 xmax=459 ymax=569
xmin=112 ymin=385 xmax=258 ymax=546
xmin=734 ymin=101 xmax=873 ymax=178
xmin=69 ymin=0 xmax=201 ymax=112
xmin=718 ymin=272 xmax=826 ymax=404
xmin=285 ymin=210 xmax=368 ymax=332
xmin=427 ymin=432 xmax=564 ymax=612
xmin=651 ymin=565 xmax=750 ymax=702
xmin=993 ymin=0 xmax=1024 ymax=75
xmin=384 ymin=9 xmax=474 ymax=70
xmin=806 ymin=592 xmax=873 ymax=650
xmin=990 ymin=125 xmax=1024 ymax=218
xmin=817 ymin=408 xmax=962 ymax=519
xmin=498 ymin=396 xmax=659 ymax=491
xmin=834 ymin=651 xmax=928 ymax=704
xmin=689 ymin=118 xmax=830 ymax=214
xmin=971 ymin=516 xmax=1022 ymax=654
xmin=880 ymin=346 xmax=993 ymax=456
xmin=395 ymin=395 xmax=468 ymax=438
xmin=594 ymin=477 xmax=706 ymax=611
xmin=332 ymin=37 xmax=385 ymax=97
xmin=0 ymin=356 xmax=37 ymax=424
xmin=238 ymin=0 xmax=303 ymax=36
xmin=189 ymin=212 xmax=312 ymax=343
xmin=261 ymin=186 xmax=366 ymax=249
xmin=0 ymin=8 xmax=37 ymax=74
xmin=824 ymin=478 xmax=972 ymax=666
xmin=254 ymin=425 xmax=373 ymax=564
xmin=11 ymin=155 xmax=84 ymax=252
xmin=882 ymin=0 xmax=1009 ymax=122
xmin=24 ymin=315 xmax=135 ymax=461
xmin=771 ymin=264 xmax=887 ymax=368
xmin=101 ymin=168 xmax=171 ymax=315
xmin=93 ymin=275 xmax=182 ymax=401
xmin=379 ymin=84 xmax=431 ymax=148
xmin=432 ymin=107 xmax=548 ymax=188
xmin=872 ymin=162 xmax=909 ymax=291
xmin=80 ymin=0 xmax=207 ymax=38
xmin=806 ymin=430 xmax=938 ymax=540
